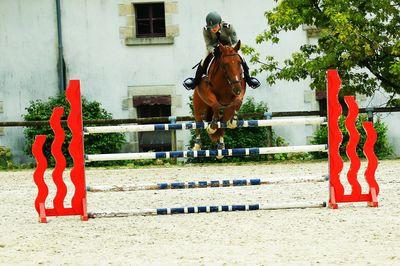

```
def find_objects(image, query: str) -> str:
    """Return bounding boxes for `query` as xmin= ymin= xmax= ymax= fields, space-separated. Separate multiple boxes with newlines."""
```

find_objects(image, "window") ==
xmin=133 ymin=95 xmax=172 ymax=152
xmin=135 ymin=3 xmax=166 ymax=38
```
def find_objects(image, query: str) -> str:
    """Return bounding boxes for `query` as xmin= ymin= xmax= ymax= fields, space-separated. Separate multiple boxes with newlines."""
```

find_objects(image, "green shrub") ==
xmin=0 ymin=146 xmax=13 ymax=170
xmin=311 ymin=115 xmax=394 ymax=159
xmin=23 ymin=94 xmax=126 ymax=167
xmin=188 ymin=97 xmax=290 ymax=163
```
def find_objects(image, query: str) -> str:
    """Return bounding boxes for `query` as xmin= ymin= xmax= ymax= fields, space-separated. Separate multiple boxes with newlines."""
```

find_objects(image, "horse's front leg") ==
xmin=192 ymin=90 xmax=208 ymax=150
xmin=206 ymin=105 xmax=224 ymax=135
xmin=226 ymin=110 xmax=239 ymax=129
xmin=226 ymin=97 xmax=243 ymax=129
xmin=196 ymin=81 xmax=224 ymax=135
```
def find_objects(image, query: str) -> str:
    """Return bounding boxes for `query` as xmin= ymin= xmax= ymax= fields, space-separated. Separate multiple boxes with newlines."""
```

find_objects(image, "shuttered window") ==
xmin=135 ymin=3 xmax=166 ymax=38
xmin=133 ymin=95 xmax=172 ymax=152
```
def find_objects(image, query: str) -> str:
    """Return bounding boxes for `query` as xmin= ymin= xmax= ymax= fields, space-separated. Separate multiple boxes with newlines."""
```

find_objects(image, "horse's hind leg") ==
xmin=216 ymin=133 xmax=225 ymax=159
xmin=204 ymin=108 xmax=225 ymax=159
xmin=192 ymin=129 xmax=202 ymax=151
xmin=211 ymin=106 xmax=236 ymax=159
xmin=208 ymin=108 xmax=224 ymax=143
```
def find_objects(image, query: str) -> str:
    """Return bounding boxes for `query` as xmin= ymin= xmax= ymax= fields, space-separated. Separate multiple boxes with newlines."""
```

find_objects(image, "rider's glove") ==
xmin=213 ymin=46 xmax=221 ymax=57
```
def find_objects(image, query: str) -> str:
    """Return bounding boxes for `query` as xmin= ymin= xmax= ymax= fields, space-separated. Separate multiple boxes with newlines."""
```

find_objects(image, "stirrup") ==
xmin=183 ymin=78 xmax=195 ymax=90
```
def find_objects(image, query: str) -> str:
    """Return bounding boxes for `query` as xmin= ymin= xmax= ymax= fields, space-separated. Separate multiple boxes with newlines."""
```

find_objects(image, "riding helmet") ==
xmin=206 ymin=11 xmax=222 ymax=29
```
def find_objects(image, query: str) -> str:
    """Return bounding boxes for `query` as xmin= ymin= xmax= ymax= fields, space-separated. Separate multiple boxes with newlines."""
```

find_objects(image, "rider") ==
xmin=183 ymin=11 xmax=261 ymax=90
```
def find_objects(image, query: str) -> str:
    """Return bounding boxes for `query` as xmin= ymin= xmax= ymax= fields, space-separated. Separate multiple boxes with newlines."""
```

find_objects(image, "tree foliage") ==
xmin=0 ymin=146 xmax=13 ymax=170
xmin=242 ymin=0 xmax=400 ymax=106
xmin=23 ymin=94 xmax=126 ymax=167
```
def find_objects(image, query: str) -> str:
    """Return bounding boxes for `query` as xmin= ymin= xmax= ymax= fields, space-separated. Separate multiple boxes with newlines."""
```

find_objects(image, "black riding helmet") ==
xmin=206 ymin=11 xmax=222 ymax=29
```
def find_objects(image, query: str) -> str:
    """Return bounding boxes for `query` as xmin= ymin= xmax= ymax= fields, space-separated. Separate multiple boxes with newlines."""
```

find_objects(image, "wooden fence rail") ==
xmin=1 ymin=106 xmax=399 ymax=127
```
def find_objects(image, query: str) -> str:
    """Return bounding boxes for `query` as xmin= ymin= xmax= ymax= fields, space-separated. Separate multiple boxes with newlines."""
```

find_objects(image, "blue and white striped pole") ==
xmin=84 ymin=117 xmax=326 ymax=134
xmin=86 ymin=175 xmax=329 ymax=192
xmin=88 ymin=201 xmax=327 ymax=218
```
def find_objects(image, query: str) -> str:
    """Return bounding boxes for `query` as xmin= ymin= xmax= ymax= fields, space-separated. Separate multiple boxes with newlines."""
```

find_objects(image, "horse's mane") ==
xmin=209 ymin=45 xmax=237 ymax=79
xmin=210 ymin=55 xmax=222 ymax=79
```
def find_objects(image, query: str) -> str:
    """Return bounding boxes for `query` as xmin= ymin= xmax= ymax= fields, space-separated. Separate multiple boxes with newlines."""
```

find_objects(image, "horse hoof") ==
xmin=192 ymin=143 xmax=201 ymax=151
xmin=206 ymin=125 xmax=217 ymax=134
xmin=226 ymin=119 xmax=238 ymax=129
xmin=216 ymin=148 xmax=225 ymax=158
xmin=216 ymin=142 xmax=225 ymax=159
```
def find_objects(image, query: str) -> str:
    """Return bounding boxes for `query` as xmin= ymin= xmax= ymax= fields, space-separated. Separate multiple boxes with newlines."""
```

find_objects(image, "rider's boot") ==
xmin=183 ymin=63 xmax=204 ymax=90
xmin=242 ymin=60 xmax=261 ymax=89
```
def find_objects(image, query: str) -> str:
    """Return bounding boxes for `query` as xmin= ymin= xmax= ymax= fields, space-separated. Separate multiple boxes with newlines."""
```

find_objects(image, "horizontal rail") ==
xmin=87 ymin=201 xmax=327 ymax=218
xmin=4 ymin=106 xmax=400 ymax=127
xmin=87 ymin=175 xmax=329 ymax=192
xmin=84 ymin=117 xmax=327 ymax=134
xmin=85 ymin=145 xmax=328 ymax=162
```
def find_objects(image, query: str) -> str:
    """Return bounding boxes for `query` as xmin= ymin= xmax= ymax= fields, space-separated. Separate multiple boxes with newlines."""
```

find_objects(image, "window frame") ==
xmin=134 ymin=3 xmax=166 ymax=38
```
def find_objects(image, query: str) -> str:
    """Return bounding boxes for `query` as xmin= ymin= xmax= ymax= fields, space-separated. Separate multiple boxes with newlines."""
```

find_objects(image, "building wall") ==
xmin=0 ymin=0 xmax=398 ymax=162
xmin=0 ymin=0 xmax=59 ymax=163
xmin=59 ymin=0 xmax=320 ymax=151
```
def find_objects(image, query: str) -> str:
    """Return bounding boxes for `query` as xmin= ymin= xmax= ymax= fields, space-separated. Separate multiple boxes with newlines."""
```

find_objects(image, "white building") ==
xmin=0 ymin=0 xmax=399 ymax=163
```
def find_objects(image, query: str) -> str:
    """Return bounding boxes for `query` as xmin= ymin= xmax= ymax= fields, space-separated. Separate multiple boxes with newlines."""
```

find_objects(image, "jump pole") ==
xmin=84 ymin=117 xmax=326 ymax=134
xmin=87 ymin=175 xmax=329 ymax=192
xmin=85 ymin=145 xmax=328 ymax=162
xmin=88 ymin=201 xmax=328 ymax=218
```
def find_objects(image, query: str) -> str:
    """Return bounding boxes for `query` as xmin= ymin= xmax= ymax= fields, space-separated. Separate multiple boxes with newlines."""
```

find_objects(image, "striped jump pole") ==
xmin=88 ymin=201 xmax=327 ymax=218
xmin=84 ymin=117 xmax=326 ymax=134
xmin=87 ymin=175 xmax=329 ymax=192
xmin=85 ymin=144 xmax=328 ymax=162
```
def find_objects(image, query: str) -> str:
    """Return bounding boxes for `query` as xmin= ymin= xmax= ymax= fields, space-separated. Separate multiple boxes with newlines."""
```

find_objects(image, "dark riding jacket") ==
xmin=203 ymin=22 xmax=238 ymax=53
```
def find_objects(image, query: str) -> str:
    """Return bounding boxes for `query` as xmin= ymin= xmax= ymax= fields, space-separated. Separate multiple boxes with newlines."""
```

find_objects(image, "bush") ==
xmin=188 ymin=97 xmax=290 ymax=163
xmin=23 ymin=94 xmax=126 ymax=167
xmin=311 ymin=115 xmax=394 ymax=159
xmin=0 ymin=146 xmax=13 ymax=170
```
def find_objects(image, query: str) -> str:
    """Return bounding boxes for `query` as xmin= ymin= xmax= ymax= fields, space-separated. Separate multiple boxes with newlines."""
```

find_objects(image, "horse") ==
xmin=192 ymin=40 xmax=246 ymax=157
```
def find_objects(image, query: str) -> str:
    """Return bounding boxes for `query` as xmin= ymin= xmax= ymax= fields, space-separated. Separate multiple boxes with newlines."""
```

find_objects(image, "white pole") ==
xmin=85 ymin=144 xmax=328 ymax=162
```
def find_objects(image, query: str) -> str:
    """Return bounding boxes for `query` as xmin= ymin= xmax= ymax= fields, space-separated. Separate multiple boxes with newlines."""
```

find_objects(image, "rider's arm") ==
xmin=226 ymin=23 xmax=238 ymax=46
xmin=203 ymin=27 xmax=215 ymax=54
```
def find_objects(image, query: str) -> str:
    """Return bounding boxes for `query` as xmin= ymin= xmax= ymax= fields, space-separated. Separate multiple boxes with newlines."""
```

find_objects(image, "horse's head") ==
xmin=217 ymin=40 xmax=243 ymax=96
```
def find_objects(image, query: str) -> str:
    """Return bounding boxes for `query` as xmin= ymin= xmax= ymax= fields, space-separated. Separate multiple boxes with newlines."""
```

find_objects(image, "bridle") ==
xmin=219 ymin=53 xmax=244 ymax=93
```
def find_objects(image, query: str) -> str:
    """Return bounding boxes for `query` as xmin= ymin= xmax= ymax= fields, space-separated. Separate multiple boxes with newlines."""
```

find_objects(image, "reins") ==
xmin=209 ymin=52 xmax=242 ymax=84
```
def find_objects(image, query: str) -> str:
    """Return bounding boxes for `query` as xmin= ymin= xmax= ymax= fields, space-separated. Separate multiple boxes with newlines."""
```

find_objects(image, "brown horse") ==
xmin=192 ymin=40 xmax=246 ymax=155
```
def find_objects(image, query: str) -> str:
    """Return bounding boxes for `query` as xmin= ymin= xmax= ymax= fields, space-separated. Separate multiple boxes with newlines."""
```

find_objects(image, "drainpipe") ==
xmin=56 ymin=0 xmax=66 ymax=92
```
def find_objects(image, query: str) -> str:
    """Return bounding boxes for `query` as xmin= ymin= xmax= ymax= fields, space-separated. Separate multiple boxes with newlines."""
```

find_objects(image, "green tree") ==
xmin=242 ymin=0 xmax=400 ymax=106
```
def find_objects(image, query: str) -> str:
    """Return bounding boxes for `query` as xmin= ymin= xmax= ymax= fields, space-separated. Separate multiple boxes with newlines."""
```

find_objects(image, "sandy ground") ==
xmin=0 ymin=159 xmax=399 ymax=265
